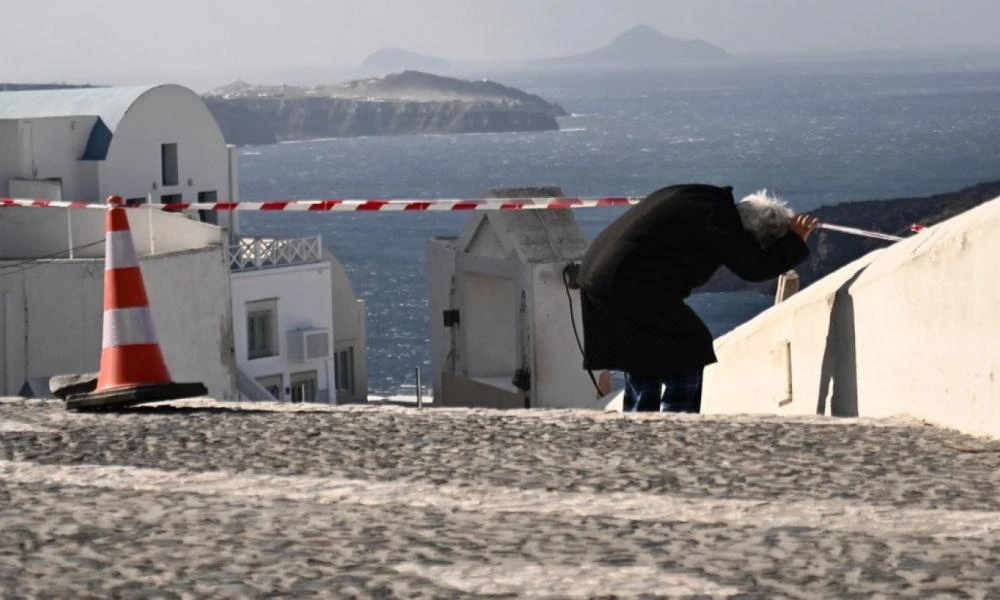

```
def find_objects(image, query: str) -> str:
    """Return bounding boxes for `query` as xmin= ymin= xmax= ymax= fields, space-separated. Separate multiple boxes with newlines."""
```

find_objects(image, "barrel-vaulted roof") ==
xmin=0 ymin=85 xmax=161 ymax=160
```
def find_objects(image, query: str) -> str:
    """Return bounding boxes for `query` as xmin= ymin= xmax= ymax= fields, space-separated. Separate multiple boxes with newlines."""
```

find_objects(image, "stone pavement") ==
xmin=1 ymin=398 xmax=999 ymax=599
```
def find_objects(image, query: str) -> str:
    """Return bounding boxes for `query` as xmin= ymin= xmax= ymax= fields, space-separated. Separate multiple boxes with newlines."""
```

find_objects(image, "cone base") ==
xmin=65 ymin=382 xmax=208 ymax=412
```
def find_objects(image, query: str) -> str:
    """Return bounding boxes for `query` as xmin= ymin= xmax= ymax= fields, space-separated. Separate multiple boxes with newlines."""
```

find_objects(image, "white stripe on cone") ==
xmin=105 ymin=231 xmax=139 ymax=271
xmin=102 ymin=307 xmax=157 ymax=349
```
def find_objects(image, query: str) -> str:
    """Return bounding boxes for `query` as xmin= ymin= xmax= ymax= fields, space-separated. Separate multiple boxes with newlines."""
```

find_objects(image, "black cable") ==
xmin=563 ymin=264 xmax=602 ymax=397
xmin=0 ymin=239 xmax=106 ymax=281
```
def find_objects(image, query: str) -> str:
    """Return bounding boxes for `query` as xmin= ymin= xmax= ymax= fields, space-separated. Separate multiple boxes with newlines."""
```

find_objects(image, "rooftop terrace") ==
xmin=229 ymin=235 xmax=324 ymax=272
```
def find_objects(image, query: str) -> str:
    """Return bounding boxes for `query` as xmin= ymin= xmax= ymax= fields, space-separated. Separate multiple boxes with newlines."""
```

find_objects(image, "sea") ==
xmin=234 ymin=56 xmax=1000 ymax=394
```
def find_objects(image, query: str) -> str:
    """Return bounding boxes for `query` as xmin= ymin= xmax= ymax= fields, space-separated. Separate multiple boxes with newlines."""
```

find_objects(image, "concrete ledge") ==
xmin=439 ymin=374 xmax=524 ymax=409
xmin=703 ymin=195 xmax=1000 ymax=438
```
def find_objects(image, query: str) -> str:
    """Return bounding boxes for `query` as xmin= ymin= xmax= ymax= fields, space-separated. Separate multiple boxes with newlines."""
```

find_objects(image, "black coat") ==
xmin=576 ymin=184 xmax=810 ymax=377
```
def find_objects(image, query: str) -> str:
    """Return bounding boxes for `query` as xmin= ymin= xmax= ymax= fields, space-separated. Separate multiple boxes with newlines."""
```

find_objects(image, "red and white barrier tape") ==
xmin=0 ymin=197 xmax=641 ymax=212
xmin=817 ymin=223 xmax=906 ymax=242
xmin=0 ymin=196 xmax=926 ymax=241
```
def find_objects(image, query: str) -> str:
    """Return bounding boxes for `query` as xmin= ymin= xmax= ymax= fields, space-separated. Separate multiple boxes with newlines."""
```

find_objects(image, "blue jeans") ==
xmin=623 ymin=372 xmax=702 ymax=413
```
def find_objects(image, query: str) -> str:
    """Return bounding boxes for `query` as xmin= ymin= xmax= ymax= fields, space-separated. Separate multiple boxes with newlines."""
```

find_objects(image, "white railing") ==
xmin=229 ymin=235 xmax=323 ymax=272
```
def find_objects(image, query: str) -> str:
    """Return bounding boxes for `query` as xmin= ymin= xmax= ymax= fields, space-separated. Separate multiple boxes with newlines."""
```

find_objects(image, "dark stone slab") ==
xmin=65 ymin=382 xmax=208 ymax=412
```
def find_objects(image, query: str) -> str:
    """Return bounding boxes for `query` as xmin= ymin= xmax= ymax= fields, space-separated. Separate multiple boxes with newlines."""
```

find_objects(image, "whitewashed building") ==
xmin=426 ymin=209 xmax=606 ymax=410
xmin=229 ymin=236 xmax=368 ymax=403
xmin=0 ymin=84 xmax=367 ymax=402
xmin=0 ymin=84 xmax=237 ymax=222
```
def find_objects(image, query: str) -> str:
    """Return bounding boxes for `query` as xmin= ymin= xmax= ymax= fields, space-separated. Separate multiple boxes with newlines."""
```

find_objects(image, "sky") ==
xmin=3 ymin=0 xmax=999 ymax=90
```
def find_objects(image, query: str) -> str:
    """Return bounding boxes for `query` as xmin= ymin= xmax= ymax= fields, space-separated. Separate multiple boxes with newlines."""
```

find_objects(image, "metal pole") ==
xmin=415 ymin=367 xmax=422 ymax=408
xmin=66 ymin=209 xmax=74 ymax=259
xmin=147 ymin=202 xmax=155 ymax=255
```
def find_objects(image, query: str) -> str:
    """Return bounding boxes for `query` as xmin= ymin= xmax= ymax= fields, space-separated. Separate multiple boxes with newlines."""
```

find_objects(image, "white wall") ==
xmin=528 ymin=263 xmax=604 ymax=409
xmin=0 ymin=121 xmax=18 ymax=188
xmin=0 ymin=117 xmax=96 ymax=201
xmin=139 ymin=247 xmax=236 ymax=398
xmin=702 ymin=195 xmax=1000 ymax=438
xmin=426 ymin=237 xmax=458 ymax=400
xmin=231 ymin=263 xmax=336 ymax=403
xmin=99 ymin=85 xmax=230 ymax=205
xmin=0 ymin=247 xmax=235 ymax=398
xmin=324 ymin=249 xmax=367 ymax=402
xmin=463 ymin=273 xmax=519 ymax=378
xmin=0 ymin=206 xmax=222 ymax=260
xmin=9 ymin=178 xmax=63 ymax=200
xmin=17 ymin=117 xmax=94 ymax=200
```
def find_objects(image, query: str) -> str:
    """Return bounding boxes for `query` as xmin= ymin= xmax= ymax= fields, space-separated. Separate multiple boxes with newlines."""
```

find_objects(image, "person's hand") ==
xmin=789 ymin=214 xmax=820 ymax=241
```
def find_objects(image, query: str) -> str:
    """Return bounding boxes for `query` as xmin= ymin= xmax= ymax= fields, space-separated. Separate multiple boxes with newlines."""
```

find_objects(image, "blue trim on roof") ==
xmin=81 ymin=119 xmax=113 ymax=161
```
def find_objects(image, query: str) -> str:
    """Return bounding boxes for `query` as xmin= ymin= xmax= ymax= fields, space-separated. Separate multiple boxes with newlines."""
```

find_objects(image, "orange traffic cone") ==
xmin=66 ymin=202 xmax=207 ymax=410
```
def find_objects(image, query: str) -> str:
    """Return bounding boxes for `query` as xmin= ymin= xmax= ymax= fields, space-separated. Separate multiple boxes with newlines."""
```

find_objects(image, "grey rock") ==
xmin=49 ymin=373 xmax=97 ymax=400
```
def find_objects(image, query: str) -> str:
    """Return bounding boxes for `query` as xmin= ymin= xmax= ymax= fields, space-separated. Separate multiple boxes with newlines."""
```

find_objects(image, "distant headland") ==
xmin=202 ymin=71 xmax=569 ymax=146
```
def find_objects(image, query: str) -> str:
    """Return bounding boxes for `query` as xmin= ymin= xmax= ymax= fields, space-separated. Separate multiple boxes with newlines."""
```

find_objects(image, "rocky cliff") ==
xmin=203 ymin=71 xmax=568 ymax=146
xmin=701 ymin=181 xmax=1000 ymax=294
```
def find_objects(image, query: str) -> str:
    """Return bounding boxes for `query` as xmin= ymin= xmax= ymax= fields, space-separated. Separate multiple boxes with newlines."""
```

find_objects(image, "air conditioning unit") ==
xmin=287 ymin=328 xmax=331 ymax=363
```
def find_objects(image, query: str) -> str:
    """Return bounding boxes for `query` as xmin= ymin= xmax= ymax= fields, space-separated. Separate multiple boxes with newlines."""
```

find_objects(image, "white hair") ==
xmin=736 ymin=189 xmax=795 ymax=247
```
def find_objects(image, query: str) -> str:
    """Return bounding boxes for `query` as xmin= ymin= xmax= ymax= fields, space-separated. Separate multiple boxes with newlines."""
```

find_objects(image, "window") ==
xmin=246 ymin=299 xmax=278 ymax=359
xmin=290 ymin=370 xmax=318 ymax=403
xmin=125 ymin=197 xmax=146 ymax=207
xmin=161 ymin=143 xmax=178 ymax=186
xmin=335 ymin=348 xmax=354 ymax=395
xmin=198 ymin=191 xmax=218 ymax=224
xmin=256 ymin=374 xmax=283 ymax=401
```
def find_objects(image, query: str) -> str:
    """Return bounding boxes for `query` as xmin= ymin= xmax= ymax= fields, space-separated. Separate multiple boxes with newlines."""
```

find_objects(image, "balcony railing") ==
xmin=230 ymin=235 xmax=323 ymax=272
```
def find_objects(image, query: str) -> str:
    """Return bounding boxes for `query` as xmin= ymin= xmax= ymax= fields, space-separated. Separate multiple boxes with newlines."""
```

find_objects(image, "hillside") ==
xmin=701 ymin=181 xmax=1000 ymax=294
xmin=0 ymin=83 xmax=97 ymax=91
xmin=363 ymin=48 xmax=449 ymax=73
xmin=536 ymin=25 xmax=731 ymax=67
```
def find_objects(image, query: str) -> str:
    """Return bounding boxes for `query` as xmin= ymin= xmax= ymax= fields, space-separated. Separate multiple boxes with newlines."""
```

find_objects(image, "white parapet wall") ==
xmin=0 ymin=247 xmax=236 ymax=399
xmin=702 ymin=195 xmax=1000 ymax=438
xmin=0 ymin=206 xmax=223 ymax=259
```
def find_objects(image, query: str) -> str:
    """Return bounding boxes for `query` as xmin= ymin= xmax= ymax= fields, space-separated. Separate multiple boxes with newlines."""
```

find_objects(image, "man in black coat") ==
xmin=576 ymin=183 xmax=818 ymax=413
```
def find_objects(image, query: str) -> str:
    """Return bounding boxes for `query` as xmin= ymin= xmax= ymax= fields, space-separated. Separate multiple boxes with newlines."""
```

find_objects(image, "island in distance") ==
xmin=532 ymin=25 xmax=731 ymax=68
xmin=355 ymin=26 xmax=731 ymax=74
xmin=203 ymin=71 xmax=569 ymax=146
